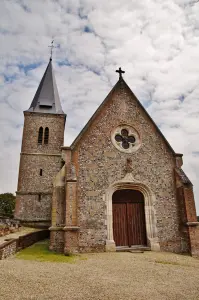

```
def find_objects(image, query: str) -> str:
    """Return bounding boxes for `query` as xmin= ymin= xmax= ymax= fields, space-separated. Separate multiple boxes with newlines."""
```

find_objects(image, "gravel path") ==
xmin=1 ymin=251 xmax=199 ymax=300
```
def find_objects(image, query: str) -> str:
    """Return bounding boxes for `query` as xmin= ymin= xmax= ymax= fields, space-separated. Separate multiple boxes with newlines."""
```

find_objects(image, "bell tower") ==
xmin=15 ymin=58 xmax=66 ymax=227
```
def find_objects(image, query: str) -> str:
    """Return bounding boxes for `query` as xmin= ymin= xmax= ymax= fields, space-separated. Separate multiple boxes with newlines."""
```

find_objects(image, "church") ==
xmin=14 ymin=58 xmax=199 ymax=256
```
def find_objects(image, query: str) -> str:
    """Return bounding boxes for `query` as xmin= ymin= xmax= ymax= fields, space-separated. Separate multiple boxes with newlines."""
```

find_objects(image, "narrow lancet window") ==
xmin=44 ymin=127 xmax=49 ymax=144
xmin=40 ymin=169 xmax=43 ymax=176
xmin=38 ymin=127 xmax=43 ymax=144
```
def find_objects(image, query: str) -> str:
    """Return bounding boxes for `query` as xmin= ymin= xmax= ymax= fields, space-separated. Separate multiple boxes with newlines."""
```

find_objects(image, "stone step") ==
xmin=116 ymin=246 xmax=151 ymax=252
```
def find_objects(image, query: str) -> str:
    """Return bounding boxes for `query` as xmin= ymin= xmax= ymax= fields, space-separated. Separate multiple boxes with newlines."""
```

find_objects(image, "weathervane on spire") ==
xmin=48 ymin=39 xmax=56 ymax=60
xmin=116 ymin=67 xmax=125 ymax=79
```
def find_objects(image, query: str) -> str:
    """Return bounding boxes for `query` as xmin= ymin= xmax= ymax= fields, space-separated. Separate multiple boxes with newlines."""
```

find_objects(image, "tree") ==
xmin=0 ymin=193 xmax=16 ymax=217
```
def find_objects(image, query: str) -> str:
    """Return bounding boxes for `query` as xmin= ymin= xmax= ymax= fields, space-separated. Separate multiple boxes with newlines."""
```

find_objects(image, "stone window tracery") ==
xmin=111 ymin=124 xmax=141 ymax=153
xmin=115 ymin=129 xmax=136 ymax=149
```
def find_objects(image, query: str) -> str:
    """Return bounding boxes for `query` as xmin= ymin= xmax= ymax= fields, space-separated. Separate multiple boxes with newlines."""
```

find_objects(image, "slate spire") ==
xmin=26 ymin=59 xmax=65 ymax=114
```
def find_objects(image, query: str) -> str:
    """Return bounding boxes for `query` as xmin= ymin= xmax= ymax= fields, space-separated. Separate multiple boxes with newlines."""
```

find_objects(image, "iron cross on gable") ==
xmin=116 ymin=67 xmax=125 ymax=78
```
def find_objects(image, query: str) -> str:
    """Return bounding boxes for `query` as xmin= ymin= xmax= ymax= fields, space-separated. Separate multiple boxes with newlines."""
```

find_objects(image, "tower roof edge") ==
xmin=25 ymin=59 xmax=65 ymax=115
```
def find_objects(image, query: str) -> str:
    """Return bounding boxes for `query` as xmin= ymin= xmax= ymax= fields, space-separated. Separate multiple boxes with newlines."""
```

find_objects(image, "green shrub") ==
xmin=0 ymin=193 xmax=16 ymax=217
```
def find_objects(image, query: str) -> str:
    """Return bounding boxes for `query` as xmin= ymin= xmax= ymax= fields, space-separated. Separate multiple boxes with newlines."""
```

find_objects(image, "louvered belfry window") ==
xmin=44 ymin=127 xmax=49 ymax=144
xmin=38 ymin=127 xmax=43 ymax=144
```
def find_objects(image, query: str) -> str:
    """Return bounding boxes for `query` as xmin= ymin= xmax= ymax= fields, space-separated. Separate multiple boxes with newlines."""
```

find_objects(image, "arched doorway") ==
xmin=112 ymin=189 xmax=147 ymax=247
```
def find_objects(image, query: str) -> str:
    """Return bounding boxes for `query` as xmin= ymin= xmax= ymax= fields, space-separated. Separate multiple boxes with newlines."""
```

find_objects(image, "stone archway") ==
xmin=105 ymin=174 xmax=160 ymax=252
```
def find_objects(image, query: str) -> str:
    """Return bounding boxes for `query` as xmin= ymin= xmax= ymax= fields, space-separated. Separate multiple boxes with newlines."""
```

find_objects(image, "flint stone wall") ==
xmin=15 ymin=194 xmax=52 ymax=221
xmin=73 ymin=80 xmax=187 ymax=253
xmin=15 ymin=112 xmax=65 ymax=222
xmin=18 ymin=155 xmax=62 ymax=192
xmin=0 ymin=239 xmax=17 ymax=260
xmin=50 ymin=230 xmax=65 ymax=253
xmin=21 ymin=113 xmax=65 ymax=154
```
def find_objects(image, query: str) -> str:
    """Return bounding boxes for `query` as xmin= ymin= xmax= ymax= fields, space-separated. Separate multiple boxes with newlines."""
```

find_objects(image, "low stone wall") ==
xmin=18 ymin=230 xmax=49 ymax=250
xmin=0 ymin=239 xmax=18 ymax=260
xmin=0 ymin=229 xmax=49 ymax=260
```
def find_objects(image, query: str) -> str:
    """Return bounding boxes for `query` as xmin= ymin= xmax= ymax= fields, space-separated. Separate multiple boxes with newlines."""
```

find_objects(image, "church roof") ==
xmin=175 ymin=168 xmax=192 ymax=186
xmin=25 ymin=59 xmax=65 ymax=115
xmin=71 ymin=77 xmax=176 ymax=155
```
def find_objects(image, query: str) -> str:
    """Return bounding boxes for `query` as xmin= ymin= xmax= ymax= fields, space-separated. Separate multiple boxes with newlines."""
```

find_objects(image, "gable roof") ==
xmin=25 ymin=59 xmax=65 ymax=115
xmin=71 ymin=77 xmax=176 ymax=155
xmin=175 ymin=168 xmax=192 ymax=186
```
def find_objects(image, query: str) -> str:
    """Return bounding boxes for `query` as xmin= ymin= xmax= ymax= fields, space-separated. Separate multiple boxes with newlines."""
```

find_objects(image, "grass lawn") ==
xmin=16 ymin=240 xmax=84 ymax=263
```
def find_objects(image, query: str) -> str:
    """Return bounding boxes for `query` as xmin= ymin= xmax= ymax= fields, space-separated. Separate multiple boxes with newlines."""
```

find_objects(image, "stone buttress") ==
xmin=49 ymin=147 xmax=79 ymax=254
xmin=175 ymin=154 xmax=199 ymax=256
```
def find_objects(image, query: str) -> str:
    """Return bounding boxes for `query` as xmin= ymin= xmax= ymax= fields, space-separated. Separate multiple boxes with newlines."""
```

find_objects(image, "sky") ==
xmin=0 ymin=0 xmax=199 ymax=212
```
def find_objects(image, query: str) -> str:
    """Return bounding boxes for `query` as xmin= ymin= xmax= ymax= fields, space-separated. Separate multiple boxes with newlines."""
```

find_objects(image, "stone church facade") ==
xmin=15 ymin=59 xmax=199 ymax=256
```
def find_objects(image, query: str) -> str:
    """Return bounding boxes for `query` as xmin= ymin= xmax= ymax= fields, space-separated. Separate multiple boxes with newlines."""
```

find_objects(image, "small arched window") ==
xmin=38 ymin=127 xmax=43 ymax=144
xmin=44 ymin=127 xmax=49 ymax=144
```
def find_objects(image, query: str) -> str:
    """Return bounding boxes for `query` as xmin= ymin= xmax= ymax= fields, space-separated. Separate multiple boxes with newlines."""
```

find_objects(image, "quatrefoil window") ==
xmin=111 ymin=125 xmax=141 ymax=153
xmin=115 ymin=129 xmax=136 ymax=149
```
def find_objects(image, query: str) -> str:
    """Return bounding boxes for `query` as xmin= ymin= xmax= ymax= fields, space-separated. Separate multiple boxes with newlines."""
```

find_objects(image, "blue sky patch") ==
xmin=58 ymin=59 xmax=71 ymax=67
xmin=18 ymin=62 xmax=42 ymax=75
xmin=193 ymin=151 xmax=199 ymax=156
xmin=179 ymin=94 xmax=185 ymax=102
xmin=4 ymin=74 xmax=17 ymax=83
xmin=84 ymin=26 xmax=92 ymax=33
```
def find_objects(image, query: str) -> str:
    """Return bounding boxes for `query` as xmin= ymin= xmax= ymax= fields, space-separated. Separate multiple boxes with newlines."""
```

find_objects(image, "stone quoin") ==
xmin=15 ymin=62 xmax=199 ymax=256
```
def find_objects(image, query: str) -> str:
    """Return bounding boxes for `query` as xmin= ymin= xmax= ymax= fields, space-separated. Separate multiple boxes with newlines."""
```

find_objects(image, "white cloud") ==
xmin=0 ymin=0 xmax=199 ymax=213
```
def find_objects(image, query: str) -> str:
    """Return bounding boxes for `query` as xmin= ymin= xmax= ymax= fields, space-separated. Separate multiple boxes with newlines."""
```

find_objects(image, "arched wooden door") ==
xmin=112 ymin=189 xmax=147 ymax=247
